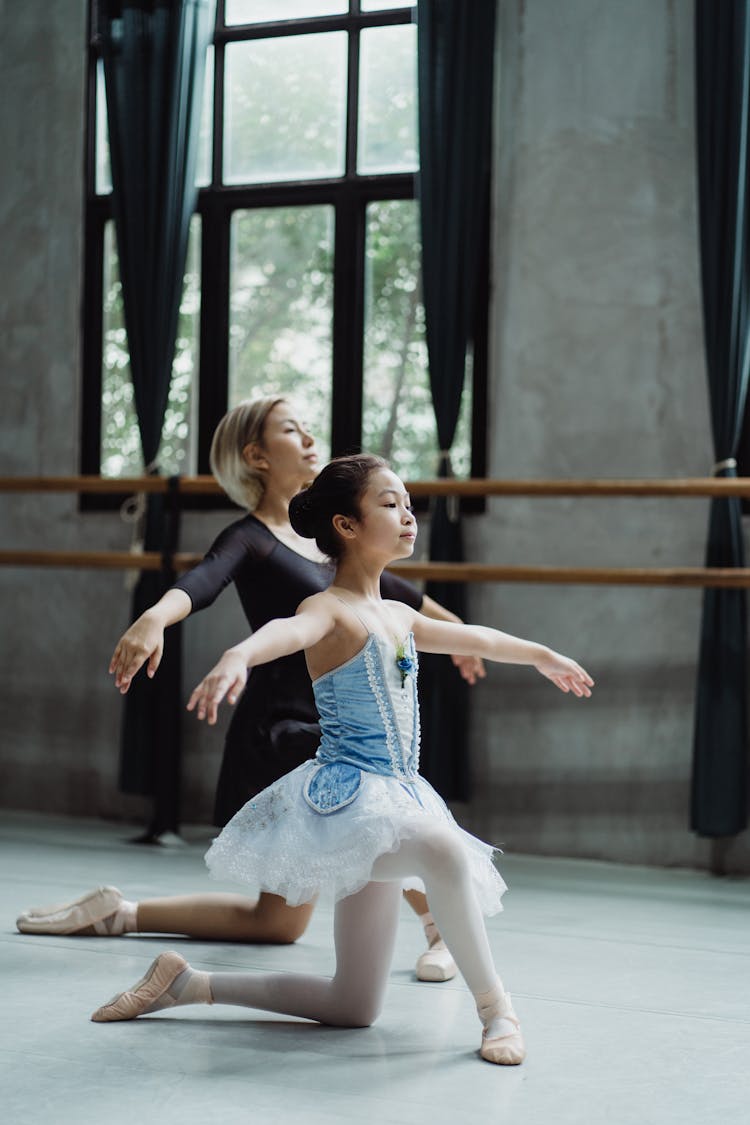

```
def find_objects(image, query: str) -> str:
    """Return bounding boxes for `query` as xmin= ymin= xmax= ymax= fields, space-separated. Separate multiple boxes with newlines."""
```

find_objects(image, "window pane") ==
xmin=229 ymin=207 xmax=334 ymax=459
xmin=101 ymin=218 xmax=201 ymax=477
xmin=361 ymin=200 xmax=471 ymax=480
xmin=195 ymin=46 xmax=214 ymax=188
xmin=224 ymin=34 xmax=347 ymax=184
xmin=225 ymin=0 xmax=346 ymax=22
xmin=361 ymin=1 xmax=414 ymax=11
xmin=95 ymin=60 xmax=112 ymax=195
xmin=358 ymin=24 xmax=418 ymax=174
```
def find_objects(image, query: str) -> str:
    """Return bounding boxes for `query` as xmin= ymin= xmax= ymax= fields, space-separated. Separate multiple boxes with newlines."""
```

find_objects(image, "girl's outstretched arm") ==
xmin=187 ymin=597 xmax=335 ymax=724
xmin=410 ymin=614 xmax=594 ymax=698
xmin=419 ymin=594 xmax=486 ymax=685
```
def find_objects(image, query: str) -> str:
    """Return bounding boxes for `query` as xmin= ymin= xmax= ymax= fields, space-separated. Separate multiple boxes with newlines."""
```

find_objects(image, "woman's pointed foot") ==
xmin=415 ymin=938 xmax=458 ymax=982
xmin=17 ymin=886 xmax=128 ymax=935
xmin=91 ymin=951 xmax=190 ymax=1022
xmin=415 ymin=912 xmax=458 ymax=982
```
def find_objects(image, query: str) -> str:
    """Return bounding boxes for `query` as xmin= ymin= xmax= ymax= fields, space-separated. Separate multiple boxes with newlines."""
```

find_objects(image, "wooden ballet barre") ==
xmin=1 ymin=550 xmax=750 ymax=587
xmin=0 ymin=475 xmax=219 ymax=494
xmin=3 ymin=476 xmax=750 ymax=497
xmin=390 ymin=564 xmax=750 ymax=587
xmin=406 ymin=478 xmax=750 ymax=498
xmin=0 ymin=550 xmax=185 ymax=571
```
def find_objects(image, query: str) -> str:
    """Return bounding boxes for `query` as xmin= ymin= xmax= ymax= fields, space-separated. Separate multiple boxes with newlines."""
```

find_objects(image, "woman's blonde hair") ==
xmin=209 ymin=396 xmax=287 ymax=510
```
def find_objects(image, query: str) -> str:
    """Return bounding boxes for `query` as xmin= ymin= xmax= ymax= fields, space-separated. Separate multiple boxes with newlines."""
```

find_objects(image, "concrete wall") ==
xmin=1 ymin=0 xmax=748 ymax=872
xmin=461 ymin=0 xmax=750 ymax=873
xmin=0 ymin=0 xmax=235 ymax=827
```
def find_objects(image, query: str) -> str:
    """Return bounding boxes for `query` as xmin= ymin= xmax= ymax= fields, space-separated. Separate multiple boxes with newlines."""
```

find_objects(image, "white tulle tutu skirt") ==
xmin=205 ymin=759 xmax=507 ymax=915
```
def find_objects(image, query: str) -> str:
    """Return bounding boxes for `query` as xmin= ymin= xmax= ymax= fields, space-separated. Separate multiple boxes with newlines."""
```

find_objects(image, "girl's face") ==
xmin=251 ymin=402 xmax=319 ymax=488
xmin=350 ymin=468 xmax=417 ymax=560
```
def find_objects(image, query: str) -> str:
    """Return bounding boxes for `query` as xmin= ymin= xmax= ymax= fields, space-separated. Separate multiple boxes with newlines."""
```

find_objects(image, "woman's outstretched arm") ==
xmin=109 ymin=519 xmax=259 ymax=693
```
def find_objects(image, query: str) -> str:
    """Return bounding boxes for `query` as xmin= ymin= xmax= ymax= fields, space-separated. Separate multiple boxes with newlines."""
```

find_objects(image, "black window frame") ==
xmin=80 ymin=0 xmax=488 ymax=512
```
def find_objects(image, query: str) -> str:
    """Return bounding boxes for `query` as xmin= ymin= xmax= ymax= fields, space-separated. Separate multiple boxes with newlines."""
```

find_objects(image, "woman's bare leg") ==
xmin=136 ymin=892 xmax=314 ymax=943
xmin=17 ymin=887 xmax=313 ymax=944
xmin=402 ymin=888 xmax=428 ymax=915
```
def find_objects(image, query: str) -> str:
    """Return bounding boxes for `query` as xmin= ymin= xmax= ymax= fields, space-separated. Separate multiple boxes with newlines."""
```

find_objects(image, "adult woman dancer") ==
xmin=18 ymin=398 xmax=481 ymax=980
xmin=90 ymin=454 xmax=593 ymax=1065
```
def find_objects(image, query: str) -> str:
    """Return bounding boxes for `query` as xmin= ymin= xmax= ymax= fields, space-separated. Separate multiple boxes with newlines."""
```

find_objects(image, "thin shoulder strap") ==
xmin=329 ymin=593 xmax=372 ymax=636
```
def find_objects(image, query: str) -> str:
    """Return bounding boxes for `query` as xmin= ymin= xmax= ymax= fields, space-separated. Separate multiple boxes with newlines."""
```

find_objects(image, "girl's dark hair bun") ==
xmin=288 ymin=488 xmax=317 ymax=539
xmin=288 ymin=454 xmax=387 ymax=559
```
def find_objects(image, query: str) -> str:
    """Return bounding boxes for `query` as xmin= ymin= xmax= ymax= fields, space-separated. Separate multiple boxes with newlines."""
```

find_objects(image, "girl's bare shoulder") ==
xmin=296 ymin=590 xmax=331 ymax=614
xmin=383 ymin=598 xmax=419 ymax=626
xmin=297 ymin=589 xmax=355 ymax=631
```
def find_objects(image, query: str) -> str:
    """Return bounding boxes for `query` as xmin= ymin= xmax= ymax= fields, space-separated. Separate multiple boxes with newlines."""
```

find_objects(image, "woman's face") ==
xmin=252 ymin=402 xmax=319 ymax=488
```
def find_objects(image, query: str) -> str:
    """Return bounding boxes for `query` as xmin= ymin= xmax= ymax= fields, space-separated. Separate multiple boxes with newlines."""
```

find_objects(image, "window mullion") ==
xmin=212 ymin=27 xmax=225 ymax=186
xmin=345 ymin=14 xmax=360 ymax=178
xmin=331 ymin=193 xmax=366 ymax=456
xmin=197 ymin=196 xmax=231 ymax=473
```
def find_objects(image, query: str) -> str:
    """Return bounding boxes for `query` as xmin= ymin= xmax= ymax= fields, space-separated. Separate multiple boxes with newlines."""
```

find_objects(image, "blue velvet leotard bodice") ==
xmin=313 ymin=632 xmax=420 ymax=779
xmin=302 ymin=633 xmax=420 ymax=815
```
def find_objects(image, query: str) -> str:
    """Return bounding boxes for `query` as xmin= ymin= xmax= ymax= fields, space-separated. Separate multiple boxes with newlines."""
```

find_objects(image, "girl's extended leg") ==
xmin=17 ymin=889 xmax=313 ymax=944
xmin=210 ymin=881 xmax=402 ymax=1025
xmin=371 ymin=833 xmax=495 ymax=995
xmin=371 ymin=829 xmax=525 ymax=1065
xmin=92 ymin=880 xmax=402 ymax=1029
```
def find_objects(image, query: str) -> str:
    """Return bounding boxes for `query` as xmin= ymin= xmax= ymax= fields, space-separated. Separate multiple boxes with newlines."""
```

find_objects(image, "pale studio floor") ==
xmin=1 ymin=811 xmax=749 ymax=1125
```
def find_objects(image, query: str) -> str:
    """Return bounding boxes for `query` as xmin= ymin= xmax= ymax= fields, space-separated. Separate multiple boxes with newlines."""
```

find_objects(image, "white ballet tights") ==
xmin=208 ymin=826 xmax=504 ymax=1028
xmin=370 ymin=827 xmax=499 ymax=997
xmin=210 ymin=880 xmax=402 ymax=1026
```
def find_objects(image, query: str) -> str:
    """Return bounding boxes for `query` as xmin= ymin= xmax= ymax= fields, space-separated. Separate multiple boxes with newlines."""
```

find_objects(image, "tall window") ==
xmin=82 ymin=0 xmax=486 ymax=497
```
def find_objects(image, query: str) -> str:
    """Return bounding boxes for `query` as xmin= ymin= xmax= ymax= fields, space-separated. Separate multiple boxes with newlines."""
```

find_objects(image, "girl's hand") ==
xmin=187 ymin=651 xmax=248 ymax=725
xmin=450 ymin=653 xmax=487 ymax=686
xmin=535 ymin=649 xmax=594 ymax=697
xmin=109 ymin=614 xmax=165 ymax=693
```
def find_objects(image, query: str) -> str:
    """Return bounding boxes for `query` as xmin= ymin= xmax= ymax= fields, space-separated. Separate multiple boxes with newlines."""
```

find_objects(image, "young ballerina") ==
xmin=90 ymin=454 xmax=593 ymax=1065
xmin=17 ymin=399 xmax=479 ymax=980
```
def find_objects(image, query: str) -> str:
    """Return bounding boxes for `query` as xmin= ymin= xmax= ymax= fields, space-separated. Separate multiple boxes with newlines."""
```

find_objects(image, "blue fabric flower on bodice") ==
xmin=395 ymin=640 xmax=416 ymax=688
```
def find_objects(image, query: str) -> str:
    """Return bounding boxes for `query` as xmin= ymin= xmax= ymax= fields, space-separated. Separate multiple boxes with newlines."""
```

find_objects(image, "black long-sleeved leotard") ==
xmin=173 ymin=513 xmax=422 ymax=824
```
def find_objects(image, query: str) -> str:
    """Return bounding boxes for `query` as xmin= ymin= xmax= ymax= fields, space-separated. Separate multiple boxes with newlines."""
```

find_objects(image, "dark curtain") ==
xmin=692 ymin=0 xmax=750 ymax=837
xmin=416 ymin=0 xmax=496 ymax=799
xmin=100 ymin=0 xmax=212 ymax=834
xmin=118 ymin=481 xmax=183 ymax=837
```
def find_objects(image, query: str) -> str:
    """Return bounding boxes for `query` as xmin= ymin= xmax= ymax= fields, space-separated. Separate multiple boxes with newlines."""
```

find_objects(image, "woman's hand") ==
xmin=535 ymin=649 xmax=594 ymax=697
xmin=187 ymin=651 xmax=248 ymax=725
xmin=109 ymin=612 xmax=165 ymax=694
xmin=450 ymin=653 xmax=487 ymax=685
xmin=109 ymin=590 xmax=192 ymax=694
